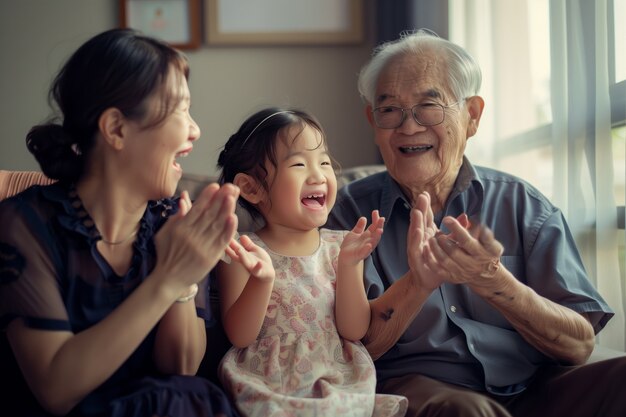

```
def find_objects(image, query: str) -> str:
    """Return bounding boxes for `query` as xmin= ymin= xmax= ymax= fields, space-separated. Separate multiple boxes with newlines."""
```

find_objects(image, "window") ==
xmin=612 ymin=0 xmax=625 ymax=280
xmin=611 ymin=124 xmax=626 ymax=210
xmin=450 ymin=0 xmax=554 ymax=199
xmin=611 ymin=0 xmax=626 ymax=222
xmin=450 ymin=0 xmax=626 ymax=348
xmin=611 ymin=0 xmax=626 ymax=84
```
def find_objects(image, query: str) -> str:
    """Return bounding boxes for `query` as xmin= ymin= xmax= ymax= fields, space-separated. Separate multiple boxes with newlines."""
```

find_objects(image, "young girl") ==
xmin=215 ymin=108 xmax=407 ymax=416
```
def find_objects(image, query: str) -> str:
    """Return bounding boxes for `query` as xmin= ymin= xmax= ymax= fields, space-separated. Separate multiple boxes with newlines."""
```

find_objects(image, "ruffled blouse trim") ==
xmin=39 ymin=183 xmax=179 ymax=276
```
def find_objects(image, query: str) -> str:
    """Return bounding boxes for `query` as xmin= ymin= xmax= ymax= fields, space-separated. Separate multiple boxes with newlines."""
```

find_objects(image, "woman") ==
xmin=0 ymin=28 xmax=239 ymax=417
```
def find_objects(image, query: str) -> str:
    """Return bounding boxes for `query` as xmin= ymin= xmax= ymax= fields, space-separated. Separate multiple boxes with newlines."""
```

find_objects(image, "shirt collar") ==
xmin=380 ymin=173 xmax=409 ymax=220
xmin=378 ymin=156 xmax=485 ymax=223
xmin=448 ymin=156 xmax=485 ymax=223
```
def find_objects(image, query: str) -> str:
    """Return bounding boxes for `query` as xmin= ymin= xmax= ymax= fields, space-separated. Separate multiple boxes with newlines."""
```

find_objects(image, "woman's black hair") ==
xmin=26 ymin=28 xmax=189 ymax=183
xmin=217 ymin=107 xmax=335 ymax=222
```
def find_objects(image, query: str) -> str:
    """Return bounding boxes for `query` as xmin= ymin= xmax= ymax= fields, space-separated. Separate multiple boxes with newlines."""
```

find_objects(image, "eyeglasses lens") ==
xmin=375 ymin=104 xmax=445 ymax=128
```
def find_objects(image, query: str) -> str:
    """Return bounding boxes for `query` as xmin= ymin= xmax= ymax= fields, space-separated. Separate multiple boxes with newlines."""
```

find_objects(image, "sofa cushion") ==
xmin=337 ymin=164 xmax=386 ymax=188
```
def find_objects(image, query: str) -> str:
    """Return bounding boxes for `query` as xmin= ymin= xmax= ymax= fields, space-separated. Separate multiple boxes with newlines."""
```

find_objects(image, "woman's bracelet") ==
xmin=175 ymin=283 xmax=198 ymax=303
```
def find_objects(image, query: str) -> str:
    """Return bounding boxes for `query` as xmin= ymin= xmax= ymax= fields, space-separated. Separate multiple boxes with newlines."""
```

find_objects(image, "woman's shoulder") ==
xmin=0 ymin=183 xmax=62 ymax=220
xmin=1 ymin=181 xmax=55 ymax=202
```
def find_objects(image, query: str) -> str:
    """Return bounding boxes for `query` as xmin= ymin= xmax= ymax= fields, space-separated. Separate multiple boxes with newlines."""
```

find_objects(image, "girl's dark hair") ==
xmin=217 ymin=107 xmax=335 ymax=221
xmin=26 ymin=28 xmax=189 ymax=182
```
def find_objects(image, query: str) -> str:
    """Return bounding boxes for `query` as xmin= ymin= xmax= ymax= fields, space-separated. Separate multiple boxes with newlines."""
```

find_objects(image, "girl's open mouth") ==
xmin=301 ymin=193 xmax=326 ymax=208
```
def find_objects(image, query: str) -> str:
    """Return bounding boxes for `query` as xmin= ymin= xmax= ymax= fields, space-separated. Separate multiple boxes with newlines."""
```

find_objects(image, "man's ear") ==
xmin=465 ymin=96 xmax=485 ymax=139
xmin=233 ymin=173 xmax=265 ymax=204
xmin=365 ymin=104 xmax=375 ymax=127
xmin=98 ymin=107 xmax=126 ymax=150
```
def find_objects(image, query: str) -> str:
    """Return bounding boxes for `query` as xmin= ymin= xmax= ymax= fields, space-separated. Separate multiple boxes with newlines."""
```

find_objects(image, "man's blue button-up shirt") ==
xmin=326 ymin=158 xmax=613 ymax=395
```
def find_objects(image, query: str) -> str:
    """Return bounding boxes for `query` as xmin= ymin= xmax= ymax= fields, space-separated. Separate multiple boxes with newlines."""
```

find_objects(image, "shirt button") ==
xmin=404 ymin=202 xmax=410 ymax=209
xmin=450 ymin=305 xmax=457 ymax=313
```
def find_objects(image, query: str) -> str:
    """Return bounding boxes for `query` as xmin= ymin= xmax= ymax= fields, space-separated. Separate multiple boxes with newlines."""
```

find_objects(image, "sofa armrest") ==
xmin=0 ymin=170 xmax=55 ymax=201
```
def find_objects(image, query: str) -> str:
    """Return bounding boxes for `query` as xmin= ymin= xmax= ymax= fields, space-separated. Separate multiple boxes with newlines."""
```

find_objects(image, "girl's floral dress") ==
xmin=219 ymin=229 xmax=407 ymax=417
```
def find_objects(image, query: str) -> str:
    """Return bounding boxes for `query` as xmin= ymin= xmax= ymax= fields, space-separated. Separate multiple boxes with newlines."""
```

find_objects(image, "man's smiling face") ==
xmin=368 ymin=51 xmax=470 ymax=195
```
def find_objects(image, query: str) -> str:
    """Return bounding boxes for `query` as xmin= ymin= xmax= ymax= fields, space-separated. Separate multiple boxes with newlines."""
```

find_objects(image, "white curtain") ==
xmin=450 ymin=0 xmax=626 ymax=350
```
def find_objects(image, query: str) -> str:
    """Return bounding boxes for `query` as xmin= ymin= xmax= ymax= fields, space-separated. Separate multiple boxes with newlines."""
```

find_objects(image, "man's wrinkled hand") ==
xmin=426 ymin=215 xmax=504 ymax=287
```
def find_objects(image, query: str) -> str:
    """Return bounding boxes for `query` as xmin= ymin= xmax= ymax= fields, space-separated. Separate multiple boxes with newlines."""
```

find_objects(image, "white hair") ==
xmin=357 ymin=29 xmax=482 ymax=105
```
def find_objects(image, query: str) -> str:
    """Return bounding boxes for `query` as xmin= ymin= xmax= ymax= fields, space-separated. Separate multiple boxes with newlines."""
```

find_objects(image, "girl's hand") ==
xmin=225 ymin=234 xmax=275 ymax=283
xmin=339 ymin=210 xmax=385 ymax=266
xmin=153 ymin=183 xmax=239 ymax=292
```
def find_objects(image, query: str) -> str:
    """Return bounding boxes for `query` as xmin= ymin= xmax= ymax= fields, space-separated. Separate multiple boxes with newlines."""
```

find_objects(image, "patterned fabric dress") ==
xmin=218 ymin=229 xmax=407 ymax=417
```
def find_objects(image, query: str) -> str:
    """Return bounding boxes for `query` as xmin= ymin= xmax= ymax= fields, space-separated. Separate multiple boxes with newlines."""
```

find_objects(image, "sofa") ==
xmin=0 ymin=167 xmax=624 ymax=384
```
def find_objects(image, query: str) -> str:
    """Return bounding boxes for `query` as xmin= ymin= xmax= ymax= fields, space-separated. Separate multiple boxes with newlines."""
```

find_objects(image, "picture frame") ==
xmin=205 ymin=0 xmax=364 ymax=46
xmin=119 ymin=0 xmax=201 ymax=49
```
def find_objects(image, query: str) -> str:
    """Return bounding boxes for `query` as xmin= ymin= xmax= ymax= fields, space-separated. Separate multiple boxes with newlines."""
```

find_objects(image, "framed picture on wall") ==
xmin=119 ymin=0 xmax=201 ymax=49
xmin=205 ymin=0 xmax=364 ymax=45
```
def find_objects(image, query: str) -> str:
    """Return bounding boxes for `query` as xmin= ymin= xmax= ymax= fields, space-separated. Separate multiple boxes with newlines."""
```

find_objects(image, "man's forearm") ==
xmin=471 ymin=266 xmax=595 ymax=364
xmin=363 ymin=272 xmax=433 ymax=360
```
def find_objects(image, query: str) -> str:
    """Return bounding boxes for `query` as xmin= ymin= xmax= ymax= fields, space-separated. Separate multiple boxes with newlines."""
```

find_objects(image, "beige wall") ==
xmin=0 ymin=0 xmax=380 ymax=178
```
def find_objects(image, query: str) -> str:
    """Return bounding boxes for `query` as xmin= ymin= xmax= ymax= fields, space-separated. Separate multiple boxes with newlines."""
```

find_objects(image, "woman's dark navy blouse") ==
xmin=0 ymin=183 xmax=236 ymax=417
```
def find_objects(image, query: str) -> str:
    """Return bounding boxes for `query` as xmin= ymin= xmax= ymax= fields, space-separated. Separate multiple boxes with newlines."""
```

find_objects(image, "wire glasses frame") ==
xmin=372 ymin=99 xmax=466 ymax=129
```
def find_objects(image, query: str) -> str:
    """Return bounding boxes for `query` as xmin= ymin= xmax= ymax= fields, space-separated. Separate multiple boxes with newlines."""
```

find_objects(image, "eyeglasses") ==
xmin=372 ymin=100 xmax=465 ymax=129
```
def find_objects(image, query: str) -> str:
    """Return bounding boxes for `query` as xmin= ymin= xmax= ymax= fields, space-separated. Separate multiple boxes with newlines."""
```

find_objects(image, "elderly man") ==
xmin=327 ymin=30 xmax=625 ymax=417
